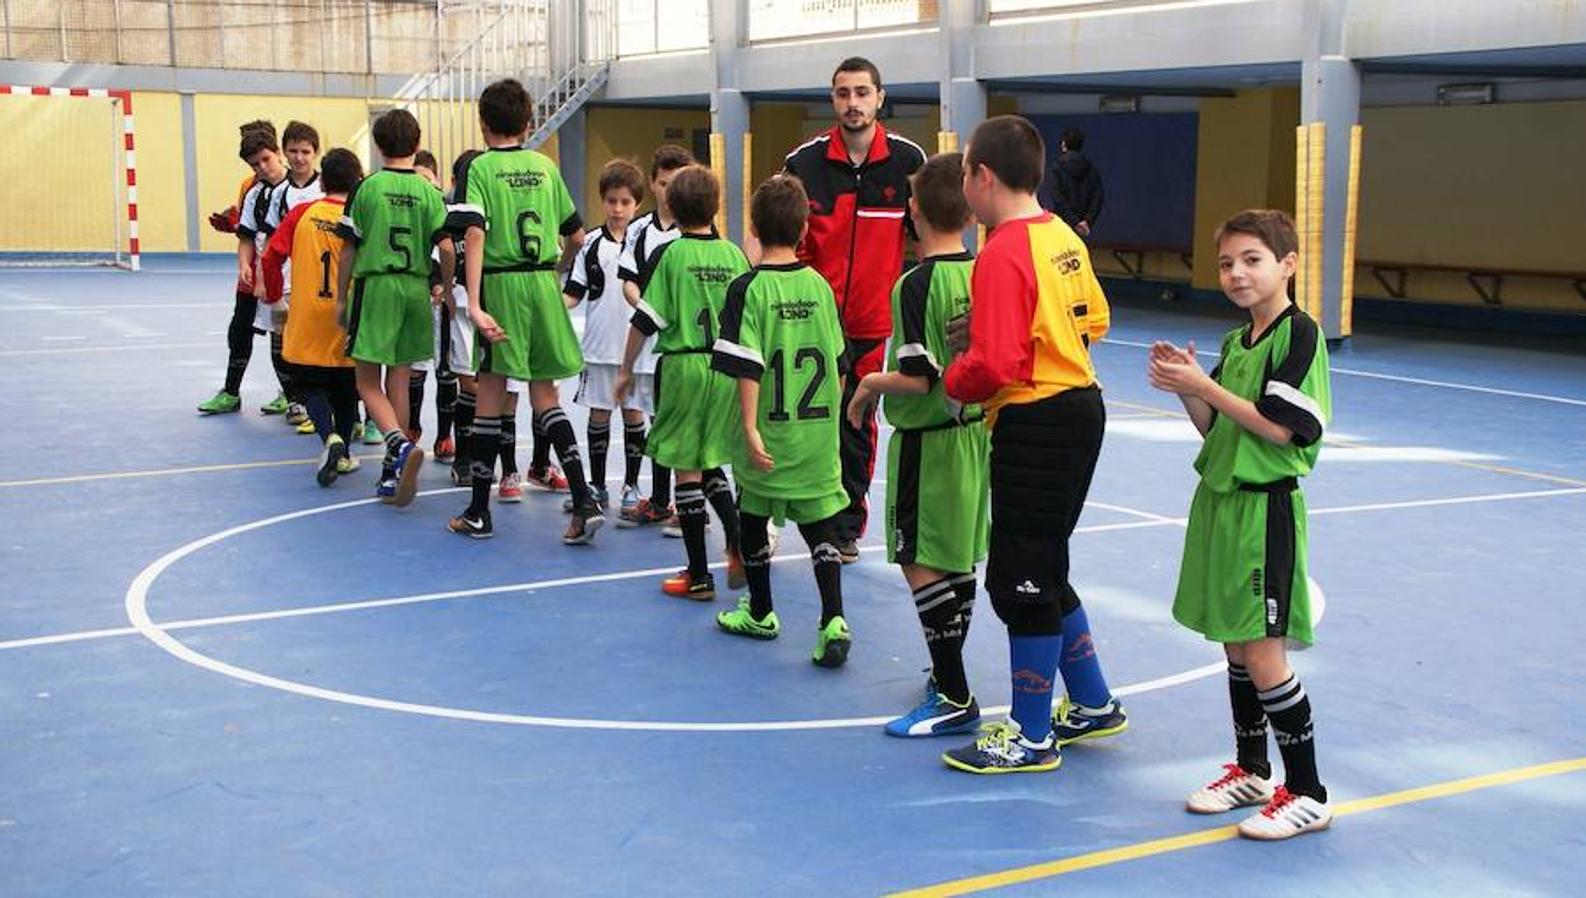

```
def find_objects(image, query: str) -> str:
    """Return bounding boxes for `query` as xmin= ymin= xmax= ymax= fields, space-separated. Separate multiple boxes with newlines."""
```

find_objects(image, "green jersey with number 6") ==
xmin=338 ymin=168 xmax=448 ymax=280
xmin=460 ymin=146 xmax=579 ymax=271
xmin=712 ymin=261 xmax=845 ymax=501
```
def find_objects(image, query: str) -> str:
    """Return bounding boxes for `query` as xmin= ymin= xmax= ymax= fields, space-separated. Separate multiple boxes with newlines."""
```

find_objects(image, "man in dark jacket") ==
xmin=1049 ymin=127 xmax=1103 ymax=239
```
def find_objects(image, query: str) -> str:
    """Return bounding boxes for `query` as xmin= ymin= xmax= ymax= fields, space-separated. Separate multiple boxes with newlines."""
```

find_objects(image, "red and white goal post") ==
xmin=0 ymin=85 xmax=139 ymax=271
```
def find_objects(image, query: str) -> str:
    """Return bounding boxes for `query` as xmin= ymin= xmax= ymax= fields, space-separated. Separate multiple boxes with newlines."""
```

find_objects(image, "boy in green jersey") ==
xmin=711 ymin=175 xmax=853 ymax=668
xmin=445 ymin=79 xmax=599 ymax=544
xmin=847 ymin=152 xmax=988 ymax=723
xmin=616 ymin=166 xmax=749 ymax=600
xmin=1148 ymin=209 xmax=1333 ymax=840
xmin=335 ymin=108 xmax=455 ymax=507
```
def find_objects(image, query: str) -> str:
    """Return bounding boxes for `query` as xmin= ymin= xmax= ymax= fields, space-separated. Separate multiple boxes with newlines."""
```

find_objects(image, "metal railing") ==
xmin=745 ymin=0 xmax=937 ymax=43
xmin=0 ymin=0 xmax=545 ymax=76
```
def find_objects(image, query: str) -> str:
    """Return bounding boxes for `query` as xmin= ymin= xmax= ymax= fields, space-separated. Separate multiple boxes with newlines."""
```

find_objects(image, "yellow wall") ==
xmin=1357 ymin=100 xmax=1586 ymax=311
xmin=1190 ymin=87 xmax=1299 ymax=290
xmin=0 ymin=94 xmax=122 ymax=253
xmin=581 ymin=106 xmax=711 ymax=217
xmin=133 ymin=92 xmax=189 ymax=256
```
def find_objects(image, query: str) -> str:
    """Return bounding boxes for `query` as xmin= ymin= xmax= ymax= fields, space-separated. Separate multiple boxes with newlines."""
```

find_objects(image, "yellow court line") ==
xmin=890 ymin=756 xmax=1586 ymax=897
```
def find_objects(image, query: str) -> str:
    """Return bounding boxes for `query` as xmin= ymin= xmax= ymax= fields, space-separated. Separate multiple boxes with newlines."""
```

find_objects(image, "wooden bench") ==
xmin=1358 ymin=259 xmax=1586 ymax=306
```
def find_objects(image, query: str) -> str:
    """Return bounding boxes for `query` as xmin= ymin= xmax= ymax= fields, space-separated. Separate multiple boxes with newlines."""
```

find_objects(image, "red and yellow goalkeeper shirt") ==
xmin=260 ymin=197 xmax=352 ymax=369
xmin=943 ymin=212 xmax=1109 ymax=423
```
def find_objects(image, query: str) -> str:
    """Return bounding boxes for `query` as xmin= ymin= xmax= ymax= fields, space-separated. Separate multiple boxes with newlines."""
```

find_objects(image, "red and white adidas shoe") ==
xmin=1186 ymin=763 xmax=1275 ymax=814
xmin=1237 ymin=786 xmax=1333 ymax=840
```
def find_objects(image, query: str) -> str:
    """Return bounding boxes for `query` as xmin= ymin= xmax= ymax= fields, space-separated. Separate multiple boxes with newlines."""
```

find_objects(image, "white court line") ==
xmin=1103 ymin=338 xmax=1586 ymax=407
xmin=0 ymin=303 xmax=223 ymax=311
xmin=41 ymin=335 xmax=86 ymax=342
xmin=0 ymin=341 xmax=210 ymax=357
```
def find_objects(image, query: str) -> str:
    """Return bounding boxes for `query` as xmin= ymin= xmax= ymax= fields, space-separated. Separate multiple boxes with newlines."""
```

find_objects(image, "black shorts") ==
xmin=985 ymin=386 xmax=1105 ymax=604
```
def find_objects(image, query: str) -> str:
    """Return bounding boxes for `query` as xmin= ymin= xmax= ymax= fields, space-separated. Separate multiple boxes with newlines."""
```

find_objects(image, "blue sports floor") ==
xmin=2 ymin=258 xmax=1584 ymax=896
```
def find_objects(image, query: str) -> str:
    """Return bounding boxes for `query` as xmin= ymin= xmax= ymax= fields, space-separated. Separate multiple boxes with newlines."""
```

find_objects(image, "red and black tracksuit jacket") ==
xmin=783 ymin=124 xmax=925 ymax=536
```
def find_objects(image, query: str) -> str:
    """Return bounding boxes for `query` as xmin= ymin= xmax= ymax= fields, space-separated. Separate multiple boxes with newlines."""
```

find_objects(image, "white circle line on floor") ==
xmin=122 ymin=489 xmax=1220 ymax=732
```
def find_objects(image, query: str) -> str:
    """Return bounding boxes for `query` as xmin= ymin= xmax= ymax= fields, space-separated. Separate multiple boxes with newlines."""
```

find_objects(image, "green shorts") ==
xmin=347 ymin=274 xmax=434 ymax=367
xmin=475 ymin=270 xmax=583 ymax=382
xmin=739 ymin=486 xmax=848 ymax=527
xmin=1173 ymin=480 xmax=1314 ymax=646
xmin=886 ymin=421 xmax=990 ymax=572
xmin=646 ymin=352 xmax=736 ymax=471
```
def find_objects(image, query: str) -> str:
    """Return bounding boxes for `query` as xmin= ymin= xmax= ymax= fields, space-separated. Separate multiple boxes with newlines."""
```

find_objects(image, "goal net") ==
xmin=0 ymin=86 xmax=139 ymax=270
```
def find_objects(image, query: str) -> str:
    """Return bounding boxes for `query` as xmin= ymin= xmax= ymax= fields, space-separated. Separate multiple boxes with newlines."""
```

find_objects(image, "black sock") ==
xmin=223 ymin=292 xmax=255 ymax=395
xmin=330 ymin=375 xmax=358 ymax=443
xmin=500 ymin=412 xmax=518 ymax=477
xmin=530 ymin=408 xmax=552 ymax=471
xmin=540 ymin=406 xmax=590 ymax=505
xmin=408 ymin=370 xmax=425 ymax=434
xmin=587 ymin=419 xmax=611 ymax=492
xmin=953 ymin=571 xmax=978 ymax=642
xmin=799 ymin=516 xmax=845 ymax=627
xmin=436 ymin=372 xmax=457 ymax=440
xmin=739 ymin=510 xmax=774 ymax=619
xmin=270 ymin=331 xmax=293 ymax=398
xmin=1229 ymin=663 xmax=1271 ymax=779
xmin=702 ymin=468 xmax=740 ymax=554
xmin=623 ymin=420 xmax=647 ymax=489
xmin=305 ymin=389 xmax=333 ymax=440
xmin=1260 ymin=674 xmax=1326 ymax=802
xmin=676 ymin=482 xmax=709 ymax=578
xmin=916 ymin=575 xmax=972 ymax=704
xmin=454 ymin=389 xmax=476 ymax=474
xmin=468 ymin=416 xmax=501 ymax=515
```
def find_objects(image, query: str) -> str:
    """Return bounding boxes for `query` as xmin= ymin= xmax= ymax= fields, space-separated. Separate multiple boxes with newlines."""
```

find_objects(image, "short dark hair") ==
xmin=478 ymin=78 xmax=531 ymax=138
xmin=239 ymin=119 xmax=275 ymax=141
xmin=832 ymin=56 xmax=882 ymax=90
xmin=599 ymin=159 xmax=646 ymax=202
xmin=239 ymin=127 xmax=279 ymax=161
xmin=750 ymin=175 xmax=809 ymax=250
xmin=321 ymin=148 xmax=364 ymax=194
xmin=911 ymin=152 xmax=971 ymax=234
xmin=451 ymin=148 xmax=482 ymax=184
xmin=650 ymin=144 xmax=694 ymax=179
xmin=665 ymin=166 xmax=720 ymax=230
xmin=371 ymin=108 xmax=422 ymax=159
xmin=413 ymin=149 xmax=439 ymax=174
xmin=965 ymin=115 xmax=1046 ymax=194
xmin=1061 ymin=127 xmax=1086 ymax=152
xmin=281 ymin=120 xmax=320 ymax=151
xmin=1214 ymin=209 xmax=1299 ymax=261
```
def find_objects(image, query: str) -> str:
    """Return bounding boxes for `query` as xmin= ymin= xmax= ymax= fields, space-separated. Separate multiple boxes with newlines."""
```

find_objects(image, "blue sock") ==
xmin=1009 ymin=634 xmax=1063 ymax=742
xmin=1058 ymin=603 xmax=1113 ymax=709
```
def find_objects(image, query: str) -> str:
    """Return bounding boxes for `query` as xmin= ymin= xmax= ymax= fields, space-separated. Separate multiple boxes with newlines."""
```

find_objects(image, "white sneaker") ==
xmin=1187 ymin=763 xmax=1276 ymax=814
xmin=1237 ymin=787 xmax=1333 ymax=840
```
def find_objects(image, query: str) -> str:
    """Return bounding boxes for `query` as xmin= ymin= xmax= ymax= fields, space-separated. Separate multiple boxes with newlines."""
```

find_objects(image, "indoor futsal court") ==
xmin=4 ymin=1 xmax=1586 ymax=896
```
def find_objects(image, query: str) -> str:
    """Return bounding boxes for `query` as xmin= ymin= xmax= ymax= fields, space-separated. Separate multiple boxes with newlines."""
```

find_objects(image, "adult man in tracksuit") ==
xmin=783 ymin=56 xmax=926 ymax=561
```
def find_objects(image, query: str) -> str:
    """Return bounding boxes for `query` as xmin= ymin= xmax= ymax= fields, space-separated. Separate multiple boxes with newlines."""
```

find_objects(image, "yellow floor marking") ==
xmin=890 ymin=756 xmax=1586 ymax=897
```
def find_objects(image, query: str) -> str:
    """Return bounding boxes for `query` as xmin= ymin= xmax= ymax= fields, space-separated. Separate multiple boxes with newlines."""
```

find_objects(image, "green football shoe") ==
xmin=197 ymin=390 xmax=240 ymax=415
xmin=260 ymin=393 xmax=289 ymax=415
xmin=361 ymin=421 xmax=384 ymax=445
xmin=716 ymin=598 xmax=779 ymax=640
xmin=811 ymin=615 xmax=852 ymax=668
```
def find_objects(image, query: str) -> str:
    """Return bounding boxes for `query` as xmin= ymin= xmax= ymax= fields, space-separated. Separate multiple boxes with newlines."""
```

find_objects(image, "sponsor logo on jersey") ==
xmin=311 ymin=217 xmax=340 ymax=234
xmin=773 ymin=297 xmax=823 ymax=321
xmin=498 ymin=170 xmax=547 ymax=190
xmin=1051 ymin=248 xmax=1083 ymax=275
xmin=387 ymin=193 xmax=419 ymax=209
xmin=688 ymin=264 xmax=735 ymax=285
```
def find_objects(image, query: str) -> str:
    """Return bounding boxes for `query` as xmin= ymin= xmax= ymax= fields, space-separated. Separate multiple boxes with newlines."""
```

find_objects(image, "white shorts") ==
xmin=254 ymin=295 xmax=289 ymax=335
xmin=412 ymin=302 xmax=476 ymax=375
xmin=575 ymin=363 xmax=654 ymax=415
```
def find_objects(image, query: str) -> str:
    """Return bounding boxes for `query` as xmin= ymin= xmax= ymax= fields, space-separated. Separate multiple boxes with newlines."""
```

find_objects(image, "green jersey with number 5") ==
xmin=458 ymin=146 xmax=579 ymax=271
xmin=712 ymin=262 xmax=845 ymax=500
xmin=337 ymin=168 xmax=448 ymax=280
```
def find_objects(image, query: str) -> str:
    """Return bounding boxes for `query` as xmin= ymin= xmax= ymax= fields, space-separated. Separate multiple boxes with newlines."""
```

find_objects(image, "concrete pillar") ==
xmin=559 ymin=106 xmax=587 ymax=213
xmin=937 ymin=0 xmax=986 ymax=147
xmin=709 ymin=0 xmax=748 ymax=242
xmin=1300 ymin=0 xmax=1361 ymax=342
